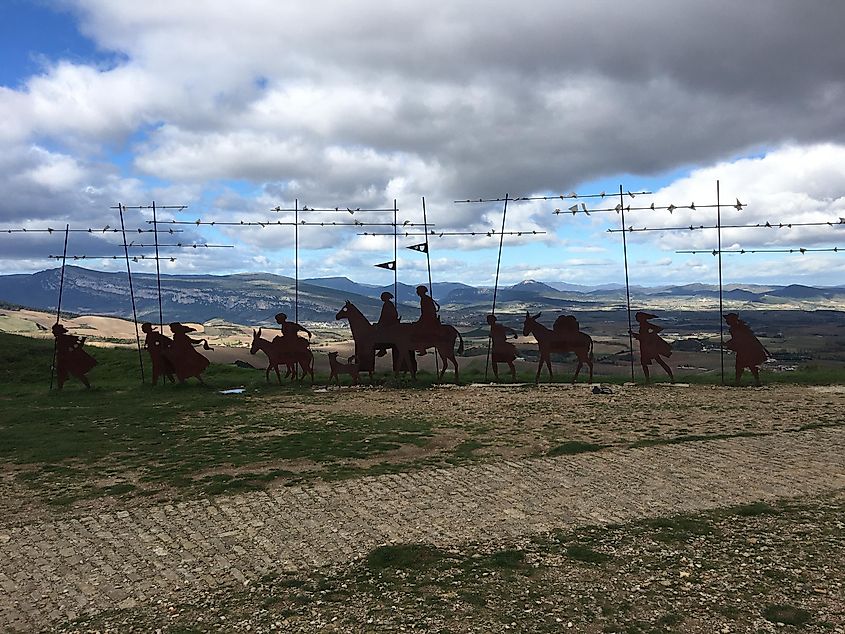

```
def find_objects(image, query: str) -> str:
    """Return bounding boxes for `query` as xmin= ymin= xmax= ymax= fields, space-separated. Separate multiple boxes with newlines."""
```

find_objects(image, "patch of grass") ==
xmin=630 ymin=431 xmax=767 ymax=448
xmin=482 ymin=549 xmax=525 ymax=569
xmin=656 ymin=612 xmax=684 ymax=626
xmin=643 ymin=516 xmax=714 ymax=542
xmin=716 ymin=604 xmax=742 ymax=619
xmin=448 ymin=439 xmax=486 ymax=461
xmin=728 ymin=501 xmax=781 ymax=517
xmin=763 ymin=604 xmax=812 ymax=626
xmin=547 ymin=441 xmax=605 ymax=456
xmin=0 ymin=333 xmax=436 ymax=505
xmin=366 ymin=544 xmax=449 ymax=571
xmin=565 ymin=544 xmax=612 ymax=564
xmin=100 ymin=482 xmax=136 ymax=496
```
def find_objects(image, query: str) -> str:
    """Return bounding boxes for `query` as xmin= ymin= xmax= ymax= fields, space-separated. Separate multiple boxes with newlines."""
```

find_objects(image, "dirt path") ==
xmin=0 ymin=426 xmax=842 ymax=631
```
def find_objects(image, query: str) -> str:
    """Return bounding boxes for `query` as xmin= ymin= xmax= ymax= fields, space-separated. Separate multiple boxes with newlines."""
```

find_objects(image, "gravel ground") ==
xmin=56 ymin=491 xmax=844 ymax=634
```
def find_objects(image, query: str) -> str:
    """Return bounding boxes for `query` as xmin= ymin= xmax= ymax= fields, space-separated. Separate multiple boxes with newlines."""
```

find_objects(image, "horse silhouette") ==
xmin=335 ymin=300 xmax=465 ymax=382
xmin=250 ymin=328 xmax=314 ymax=384
xmin=522 ymin=311 xmax=594 ymax=384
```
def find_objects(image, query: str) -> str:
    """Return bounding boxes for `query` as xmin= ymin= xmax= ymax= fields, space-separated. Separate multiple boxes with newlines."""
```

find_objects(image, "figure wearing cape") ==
xmin=630 ymin=311 xmax=674 ymax=382
xmin=52 ymin=323 xmax=97 ymax=389
xmin=142 ymin=322 xmax=175 ymax=385
xmin=724 ymin=312 xmax=768 ymax=386
xmin=163 ymin=322 xmax=211 ymax=383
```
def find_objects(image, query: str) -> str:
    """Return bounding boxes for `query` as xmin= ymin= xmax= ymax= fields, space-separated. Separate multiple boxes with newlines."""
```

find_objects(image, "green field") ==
xmin=1 ymin=332 xmax=843 ymax=510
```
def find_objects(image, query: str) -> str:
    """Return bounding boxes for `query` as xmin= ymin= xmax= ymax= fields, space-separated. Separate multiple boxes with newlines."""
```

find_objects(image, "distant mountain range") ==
xmin=0 ymin=266 xmax=843 ymax=325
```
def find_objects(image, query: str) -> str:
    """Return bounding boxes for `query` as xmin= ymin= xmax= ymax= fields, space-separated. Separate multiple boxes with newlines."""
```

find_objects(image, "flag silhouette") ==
xmin=406 ymin=243 xmax=428 ymax=253
xmin=375 ymin=261 xmax=396 ymax=270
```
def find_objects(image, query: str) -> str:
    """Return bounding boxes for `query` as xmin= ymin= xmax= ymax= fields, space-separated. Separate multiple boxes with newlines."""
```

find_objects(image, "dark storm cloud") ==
xmin=1 ymin=0 xmax=844 ymax=282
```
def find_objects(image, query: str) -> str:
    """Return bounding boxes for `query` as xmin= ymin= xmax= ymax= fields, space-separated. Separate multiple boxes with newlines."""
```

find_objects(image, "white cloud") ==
xmin=1 ymin=1 xmax=844 ymax=287
xmin=637 ymin=144 xmax=845 ymax=251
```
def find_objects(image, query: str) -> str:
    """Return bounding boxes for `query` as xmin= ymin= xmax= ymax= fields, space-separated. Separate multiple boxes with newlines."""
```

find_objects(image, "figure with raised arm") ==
xmin=274 ymin=312 xmax=311 ymax=350
xmin=630 ymin=311 xmax=674 ymax=383
xmin=724 ymin=312 xmax=768 ymax=386
xmin=165 ymin=322 xmax=211 ymax=384
xmin=52 ymin=323 xmax=97 ymax=389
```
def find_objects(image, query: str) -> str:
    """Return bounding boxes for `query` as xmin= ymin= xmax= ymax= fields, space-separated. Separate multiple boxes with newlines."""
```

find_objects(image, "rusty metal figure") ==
xmin=141 ymin=322 xmax=175 ymax=385
xmin=522 ymin=312 xmax=594 ymax=384
xmin=630 ymin=311 xmax=674 ymax=383
xmin=336 ymin=300 xmax=418 ymax=380
xmin=375 ymin=291 xmax=400 ymax=358
xmin=250 ymin=327 xmax=314 ymax=384
xmin=724 ymin=312 xmax=768 ymax=386
xmin=327 ymin=351 xmax=360 ymax=385
xmin=164 ymin=322 xmax=211 ymax=384
xmin=487 ymin=314 xmax=518 ymax=381
xmin=52 ymin=323 xmax=97 ymax=389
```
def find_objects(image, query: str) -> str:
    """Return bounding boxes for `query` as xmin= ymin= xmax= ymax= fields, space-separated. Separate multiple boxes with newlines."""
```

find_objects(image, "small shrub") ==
xmin=762 ymin=604 xmax=811 ymax=626
xmin=548 ymin=441 xmax=604 ymax=456
xmin=366 ymin=544 xmax=447 ymax=570
xmin=565 ymin=544 xmax=612 ymax=564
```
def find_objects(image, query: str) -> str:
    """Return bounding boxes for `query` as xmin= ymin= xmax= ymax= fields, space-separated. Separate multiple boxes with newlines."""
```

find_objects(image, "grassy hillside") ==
xmin=1 ymin=332 xmax=842 ymax=512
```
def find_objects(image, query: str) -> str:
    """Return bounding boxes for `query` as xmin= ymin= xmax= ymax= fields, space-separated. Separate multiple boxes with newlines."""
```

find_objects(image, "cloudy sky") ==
xmin=2 ymin=0 xmax=844 ymax=287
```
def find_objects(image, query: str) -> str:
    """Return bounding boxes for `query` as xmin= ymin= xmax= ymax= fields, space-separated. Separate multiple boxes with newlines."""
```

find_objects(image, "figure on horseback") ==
xmin=336 ymin=298 xmax=464 ymax=382
xmin=413 ymin=285 xmax=464 ymax=380
xmin=414 ymin=285 xmax=440 ymax=355
xmin=375 ymin=291 xmax=400 ymax=358
xmin=522 ymin=311 xmax=594 ymax=384
xmin=250 ymin=326 xmax=314 ymax=384
xmin=272 ymin=312 xmax=312 ymax=378
xmin=336 ymin=300 xmax=417 ymax=380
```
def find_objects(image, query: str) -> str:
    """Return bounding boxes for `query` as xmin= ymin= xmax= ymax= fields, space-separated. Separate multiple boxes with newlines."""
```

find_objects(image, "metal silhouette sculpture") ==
xmin=249 ymin=327 xmax=315 ymax=384
xmin=630 ymin=311 xmax=674 ymax=383
xmin=522 ymin=312 xmax=594 ymax=384
xmin=272 ymin=312 xmax=315 ymax=382
xmin=724 ymin=312 xmax=768 ymax=386
xmin=336 ymin=300 xmax=418 ymax=380
xmin=327 ymin=351 xmax=360 ymax=385
xmin=412 ymin=286 xmax=464 ymax=378
xmin=487 ymin=314 xmax=519 ymax=381
xmin=163 ymin=322 xmax=211 ymax=384
xmin=413 ymin=285 xmax=440 ymax=354
xmin=375 ymin=291 xmax=400 ymax=358
xmin=142 ymin=322 xmax=175 ymax=385
xmin=337 ymin=298 xmax=464 ymax=382
xmin=52 ymin=323 xmax=97 ymax=389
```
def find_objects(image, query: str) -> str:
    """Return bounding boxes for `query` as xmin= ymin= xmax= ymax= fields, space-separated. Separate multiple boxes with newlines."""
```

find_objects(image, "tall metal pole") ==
xmin=485 ymin=194 xmax=509 ymax=380
xmin=119 ymin=204 xmax=145 ymax=383
xmin=717 ymin=180 xmax=725 ymax=385
xmin=619 ymin=185 xmax=635 ymax=382
xmin=152 ymin=200 xmax=163 ymax=331
xmin=295 ymin=198 xmax=299 ymax=322
xmin=50 ymin=224 xmax=70 ymax=390
xmin=422 ymin=197 xmax=439 ymax=379
xmin=55 ymin=224 xmax=70 ymax=324
xmin=393 ymin=199 xmax=398 ymax=306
